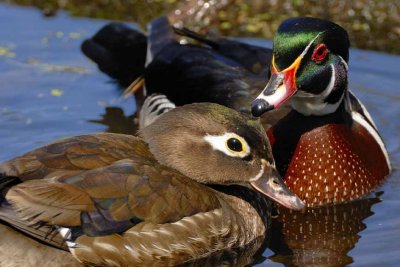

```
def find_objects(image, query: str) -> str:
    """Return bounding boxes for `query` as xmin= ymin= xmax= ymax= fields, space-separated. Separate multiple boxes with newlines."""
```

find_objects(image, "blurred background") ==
xmin=5 ymin=0 xmax=400 ymax=54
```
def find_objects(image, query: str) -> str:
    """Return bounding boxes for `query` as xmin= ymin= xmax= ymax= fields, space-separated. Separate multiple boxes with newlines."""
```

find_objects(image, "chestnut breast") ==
xmin=282 ymin=123 xmax=389 ymax=207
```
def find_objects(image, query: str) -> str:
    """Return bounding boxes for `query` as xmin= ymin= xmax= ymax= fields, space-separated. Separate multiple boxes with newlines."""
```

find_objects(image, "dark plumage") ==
xmin=81 ymin=22 xmax=147 ymax=86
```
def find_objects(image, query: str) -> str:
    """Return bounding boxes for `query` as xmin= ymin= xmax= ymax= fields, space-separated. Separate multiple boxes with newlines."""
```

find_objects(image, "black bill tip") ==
xmin=251 ymin=99 xmax=274 ymax=117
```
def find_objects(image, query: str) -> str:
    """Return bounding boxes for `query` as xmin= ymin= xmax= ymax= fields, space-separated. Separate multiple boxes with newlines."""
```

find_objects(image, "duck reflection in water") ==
xmin=88 ymin=107 xmax=137 ymax=134
xmin=268 ymin=196 xmax=381 ymax=267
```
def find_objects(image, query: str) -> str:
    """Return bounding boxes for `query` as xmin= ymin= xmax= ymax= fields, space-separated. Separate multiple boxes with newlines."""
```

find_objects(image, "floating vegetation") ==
xmin=27 ymin=58 xmax=89 ymax=73
xmin=5 ymin=0 xmax=400 ymax=54
xmin=50 ymin=89 xmax=64 ymax=96
xmin=0 ymin=46 xmax=16 ymax=58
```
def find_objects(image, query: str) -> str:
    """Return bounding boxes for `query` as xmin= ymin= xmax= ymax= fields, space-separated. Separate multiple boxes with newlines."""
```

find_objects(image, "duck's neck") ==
xmin=290 ymin=90 xmax=345 ymax=116
xmin=290 ymin=59 xmax=349 ymax=116
xmin=210 ymin=185 xmax=271 ymax=245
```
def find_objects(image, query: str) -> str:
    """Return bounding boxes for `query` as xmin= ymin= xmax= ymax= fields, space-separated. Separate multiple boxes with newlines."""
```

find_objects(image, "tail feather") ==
xmin=173 ymin=27 xmax=219 ymax=49
xmin=0 ymin=207 xmax=67 ymax=250
xmin=173 ymin=26 xmax=272 ymax=75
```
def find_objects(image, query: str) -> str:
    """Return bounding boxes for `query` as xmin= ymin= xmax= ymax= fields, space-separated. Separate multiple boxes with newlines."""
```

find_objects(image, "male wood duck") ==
xmin=250 ymin=17 xmax=391 ymax=206
xmin=0 ymin=101 xmax=304 ymax=266
xmin=81 ymin=17 xmax=391 ymax=207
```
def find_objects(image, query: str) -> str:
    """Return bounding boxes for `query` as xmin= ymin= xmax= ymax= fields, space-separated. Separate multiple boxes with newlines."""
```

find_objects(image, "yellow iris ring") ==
xmin=225 ymin=134 xmax=250 ymax=157
xmin=203 ymin=133 xmax=251 ymax=159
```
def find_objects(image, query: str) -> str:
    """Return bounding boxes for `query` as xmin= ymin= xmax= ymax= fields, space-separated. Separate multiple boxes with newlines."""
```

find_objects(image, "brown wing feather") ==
xmin=6 ymin=179 xmax=95 ymax=226
xmin=6 ymin=157 xmax=221 ymax=230
xmin=0 ymin=133 xmax=152 ymax=181
xmin=2 ymin=133 xmax=222 ymax=259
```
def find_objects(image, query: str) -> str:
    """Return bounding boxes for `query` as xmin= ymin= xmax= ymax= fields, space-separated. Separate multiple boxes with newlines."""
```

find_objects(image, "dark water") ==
xmin=0 ymin=3 xmax=399 ymax=267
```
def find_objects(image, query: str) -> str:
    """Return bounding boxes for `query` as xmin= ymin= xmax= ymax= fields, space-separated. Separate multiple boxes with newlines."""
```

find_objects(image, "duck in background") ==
xmin=82 ymin=16 xmax=391 ymax=208
xmin=0 ymin=100 xmax=304 ymax=266
xmin=82 ymin=17 xmax=290 ymax=129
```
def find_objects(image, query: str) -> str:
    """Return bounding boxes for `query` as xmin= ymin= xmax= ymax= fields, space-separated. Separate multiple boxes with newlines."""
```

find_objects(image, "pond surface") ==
xmin=0 ymin=3 xmax=399 ymax=267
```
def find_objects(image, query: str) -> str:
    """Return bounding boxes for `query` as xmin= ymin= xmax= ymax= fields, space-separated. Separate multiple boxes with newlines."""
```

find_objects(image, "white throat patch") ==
xmin=290 ymin=64 xmax=344 ymax=116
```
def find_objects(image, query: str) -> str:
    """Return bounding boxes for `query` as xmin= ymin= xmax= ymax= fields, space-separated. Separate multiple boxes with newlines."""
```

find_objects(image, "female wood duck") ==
xmin=82 ymin=17 xmax=391 ymax=208
xmin=0 ymin=101 xmax=304 ymax=266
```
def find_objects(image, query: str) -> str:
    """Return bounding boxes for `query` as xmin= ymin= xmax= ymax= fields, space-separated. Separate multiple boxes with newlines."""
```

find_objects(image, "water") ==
xmin=0 ymin=3 xmax=136 ymax=162
xmin=0 ymin=3 xmax=399 ymax=267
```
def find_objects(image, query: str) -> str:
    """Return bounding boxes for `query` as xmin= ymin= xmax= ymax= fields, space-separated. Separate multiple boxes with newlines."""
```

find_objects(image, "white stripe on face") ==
xmin=290 ymin=64 xmax=344 ymax=116
xmin=299 ymin=31 xmax=324 ymax=59
xmin=204 ymin=132 xmax=251 ymax=158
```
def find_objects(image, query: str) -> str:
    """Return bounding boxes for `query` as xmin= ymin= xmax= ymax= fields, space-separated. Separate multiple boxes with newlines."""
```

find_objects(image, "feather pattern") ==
xmin=0 ymin=133 xmax=152 ymax=181
xmin=0 ymin=102 xmax=280 ymax=265
xmin=4 ymin=154 xmax=269 ymax=265
xmin=139 ymin=94 xmax=176 ymax=129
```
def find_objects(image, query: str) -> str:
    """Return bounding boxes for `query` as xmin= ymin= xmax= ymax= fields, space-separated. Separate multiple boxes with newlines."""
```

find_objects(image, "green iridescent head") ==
xmin=252 ymin=17 xmax=351 ymax=117
xmin=273 ymin=17 xmax=350 ymax=70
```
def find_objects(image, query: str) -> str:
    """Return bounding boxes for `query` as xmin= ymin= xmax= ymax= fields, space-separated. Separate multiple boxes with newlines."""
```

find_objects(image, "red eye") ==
xmin=312 ymin=43 xmax=328 ymax=63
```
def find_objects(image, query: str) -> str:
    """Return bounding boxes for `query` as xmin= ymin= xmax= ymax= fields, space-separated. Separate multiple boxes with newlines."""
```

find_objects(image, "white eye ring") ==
xmin=204 ymin=133 xmax=251 ymax=158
